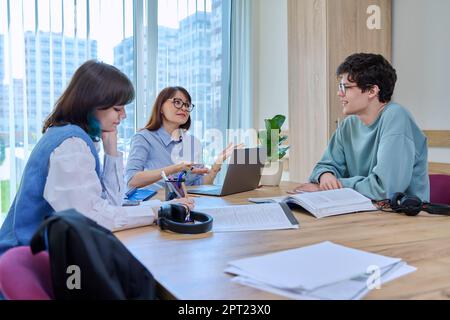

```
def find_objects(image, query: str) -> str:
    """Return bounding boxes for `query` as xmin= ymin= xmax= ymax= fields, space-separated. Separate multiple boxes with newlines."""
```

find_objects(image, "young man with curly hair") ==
xmin=294 ymin=53 xmax=429 ymax=201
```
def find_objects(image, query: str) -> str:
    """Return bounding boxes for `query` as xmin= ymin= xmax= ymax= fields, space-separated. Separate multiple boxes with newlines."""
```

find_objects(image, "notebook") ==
xmin=248 ymin=188 xmax=377 ymax=218
xmin=125 ymin=188 xmax=157 ymax=202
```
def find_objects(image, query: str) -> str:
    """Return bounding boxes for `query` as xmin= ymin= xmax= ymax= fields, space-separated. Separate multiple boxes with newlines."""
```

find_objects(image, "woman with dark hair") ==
xmin=126 ymin=86 xmax=238 ymax=190
xmin=0 ymin=61 xmax=193 ymax=255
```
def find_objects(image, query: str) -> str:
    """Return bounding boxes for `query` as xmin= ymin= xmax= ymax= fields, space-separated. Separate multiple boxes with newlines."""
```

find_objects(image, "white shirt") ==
xmin=43 ymin=137 xmax=162 ymax=231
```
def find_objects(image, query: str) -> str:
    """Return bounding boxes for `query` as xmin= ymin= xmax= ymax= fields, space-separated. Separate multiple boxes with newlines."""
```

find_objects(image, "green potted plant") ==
xmin=258 ymin=115 xmax=290 ymax=186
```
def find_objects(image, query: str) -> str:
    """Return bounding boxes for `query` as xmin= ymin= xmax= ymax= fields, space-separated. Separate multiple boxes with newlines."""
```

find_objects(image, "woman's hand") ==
xmin=168 ymin=197 xmax=195 ymax=211
xmin=101 ymin=131 xmax=118 ymax=157
xmin=170 ymin=161 xmax=193 ymax=174
xmin=201 ymin=143 xmax=245 ymax=186
xmin=190 ymin=166 xmax=210 ymax=175
xmin=214 ymin=143 xmax=245 ymax=165
xmin=319 ymin=173 xmax=343 ymax=191
xmin=170 ymin=161 xmax=209 ymax=175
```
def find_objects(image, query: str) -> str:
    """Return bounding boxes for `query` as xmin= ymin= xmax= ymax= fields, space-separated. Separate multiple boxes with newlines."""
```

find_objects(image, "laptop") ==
xmin=187 ymin=147 xmax=267 ymax=197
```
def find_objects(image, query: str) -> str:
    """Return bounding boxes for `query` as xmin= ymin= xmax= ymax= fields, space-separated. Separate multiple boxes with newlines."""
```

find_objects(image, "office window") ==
xmin=156 ymin=0 xmax=230 ymax=165
xmin=0 ymin=0 xmax=234 ymax=224
xmin=0 ymin=0 xmax=135 ymax=219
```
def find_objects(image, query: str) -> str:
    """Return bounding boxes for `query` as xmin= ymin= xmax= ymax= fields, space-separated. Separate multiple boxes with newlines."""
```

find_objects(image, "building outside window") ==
xmin=0 ymin=0 xmax=230 ymax=224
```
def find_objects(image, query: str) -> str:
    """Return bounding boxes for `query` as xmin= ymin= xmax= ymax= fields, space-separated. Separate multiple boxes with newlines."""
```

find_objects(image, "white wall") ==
xmin=393 ymin=0 xmax=450 ymax=162
xmin=253 ymin=0 xmax=289 ymax=130
xmin=253 ymin=0 xmax=450 ymax=161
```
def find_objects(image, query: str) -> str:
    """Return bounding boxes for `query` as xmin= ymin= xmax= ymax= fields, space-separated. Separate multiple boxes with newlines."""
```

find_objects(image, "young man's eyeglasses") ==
xmin=338 ymin=83 xmax=359 ymax=95
xmin=168 ymin=98 xmax=195 ymax=112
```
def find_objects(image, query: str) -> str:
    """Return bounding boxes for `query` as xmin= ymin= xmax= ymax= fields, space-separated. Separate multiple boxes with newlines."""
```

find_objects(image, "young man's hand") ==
xmin=319 ymin=172 xmax=343 ymax=191
xmin=292 ymin=183 xmax=321 ymax=193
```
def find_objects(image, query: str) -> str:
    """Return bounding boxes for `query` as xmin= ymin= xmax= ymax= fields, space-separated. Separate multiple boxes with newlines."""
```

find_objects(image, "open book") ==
xmin=248 ymin=188 xmax=377 ymax=218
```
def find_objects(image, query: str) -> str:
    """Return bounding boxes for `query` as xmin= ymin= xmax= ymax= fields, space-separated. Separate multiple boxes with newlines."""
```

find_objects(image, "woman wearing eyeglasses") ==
xmin=126 ymin=86 xmax=238 ymax=191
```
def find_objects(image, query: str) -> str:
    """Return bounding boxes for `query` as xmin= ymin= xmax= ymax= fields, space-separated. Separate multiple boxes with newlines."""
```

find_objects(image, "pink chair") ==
xmin=0 ymin=246 xmax=54 ymax=300
xmin=430 ymin=174 xmax=450 ymax=205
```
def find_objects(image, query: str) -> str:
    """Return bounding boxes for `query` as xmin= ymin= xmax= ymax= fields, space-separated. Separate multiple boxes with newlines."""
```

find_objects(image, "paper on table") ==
xmin=200 ymin=203 xmax=299 ymax=232
xmin=248 ymin=196 xmax=286 ymax=204
xmin=348 ymin=263 xmax=417 ymax=300
xmin=138 ymin=199 xmax=162 ymax=208
xmin=226 ymin=241 xmax=402 ymax=291
xmin=295 ymin=188 xmax=374 ymax=209
xmin=229 ymin=263 xmax=416 ymax=300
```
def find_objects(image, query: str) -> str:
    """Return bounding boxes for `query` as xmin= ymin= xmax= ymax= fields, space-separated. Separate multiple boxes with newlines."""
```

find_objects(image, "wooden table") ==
xmin=115 ymin=182 xmax=450 ymax=300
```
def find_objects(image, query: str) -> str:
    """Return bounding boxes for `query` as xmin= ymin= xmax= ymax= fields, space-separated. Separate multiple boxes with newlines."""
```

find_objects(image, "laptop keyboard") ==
xmin=188 ymin=185 xmax=222 ymax=195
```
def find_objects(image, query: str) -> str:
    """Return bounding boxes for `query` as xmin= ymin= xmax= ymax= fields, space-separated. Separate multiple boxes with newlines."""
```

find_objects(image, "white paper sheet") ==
xmin=227 ymin=241 xmax=402 ymax=291
xmin=200 ymin=203 xmax=298 ymax=232
xmin=230 ymin=263 xmax=416 ymax=300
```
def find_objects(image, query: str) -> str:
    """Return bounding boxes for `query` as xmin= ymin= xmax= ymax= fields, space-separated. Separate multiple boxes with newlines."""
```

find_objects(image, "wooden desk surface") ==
xmin=115 ymin=182 xmax=450 ymax=300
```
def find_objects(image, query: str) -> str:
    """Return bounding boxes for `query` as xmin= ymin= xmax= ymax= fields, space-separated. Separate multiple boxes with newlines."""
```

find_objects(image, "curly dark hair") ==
xmin=336 ymin=53 xmax=397 ymax=103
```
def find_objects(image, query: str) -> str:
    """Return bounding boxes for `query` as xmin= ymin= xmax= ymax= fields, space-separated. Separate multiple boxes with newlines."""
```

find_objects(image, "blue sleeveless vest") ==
xmin=0 ymin=124 xmax=100 ymax=255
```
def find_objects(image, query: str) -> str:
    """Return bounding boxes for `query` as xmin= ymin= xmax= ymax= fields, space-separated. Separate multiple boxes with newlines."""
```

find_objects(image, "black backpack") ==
xmin=30 ymin=209 xmax=156 ymax=300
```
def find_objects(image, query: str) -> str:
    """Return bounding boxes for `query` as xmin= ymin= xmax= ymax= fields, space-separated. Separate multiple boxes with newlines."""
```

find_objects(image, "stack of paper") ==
xmin=225 ymin=242 xmax=416 ymax=300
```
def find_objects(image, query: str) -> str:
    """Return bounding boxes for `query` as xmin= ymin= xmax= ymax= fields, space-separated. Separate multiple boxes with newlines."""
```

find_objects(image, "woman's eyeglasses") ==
xmin=169 ymin=98 xmax=195 ymax=112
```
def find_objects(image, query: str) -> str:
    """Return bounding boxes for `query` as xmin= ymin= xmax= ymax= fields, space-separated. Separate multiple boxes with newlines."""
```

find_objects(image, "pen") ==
xmin=171 ymin=185 xmax=183 ymax=198
xmin=177 ymin=172 xmax=184 ymax=189
xmin=181 ymin=180 xmax=189 ymax=200
xmin=177 ymin=170 xmax=188 ymax=189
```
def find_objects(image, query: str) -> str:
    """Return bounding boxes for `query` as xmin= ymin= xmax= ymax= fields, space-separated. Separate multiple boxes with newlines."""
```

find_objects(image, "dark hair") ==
xmin=144 ymin=86 xmax=192 ymax=131
xmin=42 ymin=60 xmax=135 ymax=138
xmin=336 ymin=53 xmax=397 ymax=103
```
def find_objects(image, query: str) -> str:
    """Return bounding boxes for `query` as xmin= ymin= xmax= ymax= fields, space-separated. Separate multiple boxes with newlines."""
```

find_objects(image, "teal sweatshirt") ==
xmin=310 ymin=103 xmax=430 ymax=201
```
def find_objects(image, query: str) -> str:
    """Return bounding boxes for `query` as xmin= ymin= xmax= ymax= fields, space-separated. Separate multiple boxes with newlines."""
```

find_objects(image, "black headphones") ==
xmin=389 ymin=193 xmax=450 ymax=216
xmin=157 ymin=204 xmax=213 ymax=234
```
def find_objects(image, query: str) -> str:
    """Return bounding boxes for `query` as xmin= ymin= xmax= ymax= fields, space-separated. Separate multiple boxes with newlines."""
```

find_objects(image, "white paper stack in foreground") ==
xmin=225 ymin=241 xmax=416 ymax=300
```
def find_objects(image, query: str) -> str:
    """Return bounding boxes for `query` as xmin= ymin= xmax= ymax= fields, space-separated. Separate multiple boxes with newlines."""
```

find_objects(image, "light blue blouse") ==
xmin=125 ymin=126 xmax=204 ymax=191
